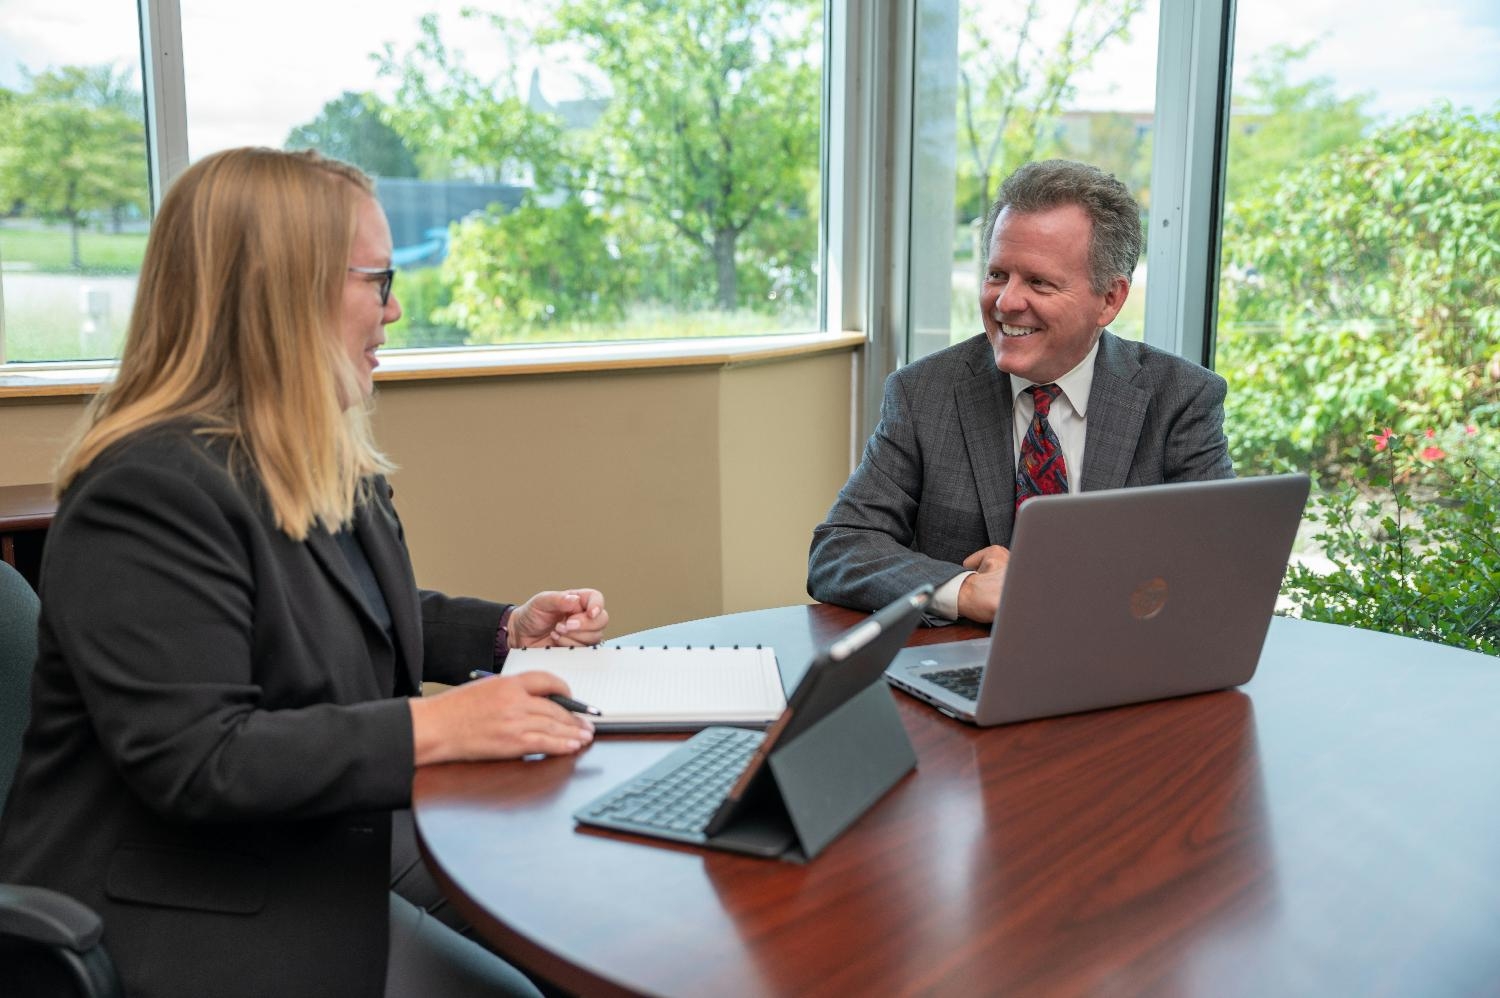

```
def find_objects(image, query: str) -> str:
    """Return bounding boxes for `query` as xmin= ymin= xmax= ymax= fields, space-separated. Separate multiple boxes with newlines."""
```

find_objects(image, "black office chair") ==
xmin=0 ymin=559 xmax=123 ymax=998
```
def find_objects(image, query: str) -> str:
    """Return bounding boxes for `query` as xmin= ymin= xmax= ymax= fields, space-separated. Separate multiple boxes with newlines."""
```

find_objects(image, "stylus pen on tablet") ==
xmin=467 ymin=670 xmax=604 ymax=717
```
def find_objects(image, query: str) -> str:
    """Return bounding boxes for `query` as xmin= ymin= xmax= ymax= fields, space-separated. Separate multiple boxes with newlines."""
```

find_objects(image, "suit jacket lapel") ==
xmin=354 ymin=487 xmax=423 ymax=696
xmin=1082 ymin=331 xmax=1149 ymax=491
xmin=303 ymin=526 xmax=393 ymax=697
xmin=954 ymin=339 xmax=1018 ymax=545
xmin=301 ymin=485 xmax=422 ymax=697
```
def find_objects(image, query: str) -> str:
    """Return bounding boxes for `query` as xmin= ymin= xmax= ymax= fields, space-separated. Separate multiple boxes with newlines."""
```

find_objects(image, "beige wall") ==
xmin=0 ymin=348 xmax=855 ymax=635
xmin=717 ymin=356 xmax=852 ymax=616
xmin=0 ymin=395 xmax=87 ymax=484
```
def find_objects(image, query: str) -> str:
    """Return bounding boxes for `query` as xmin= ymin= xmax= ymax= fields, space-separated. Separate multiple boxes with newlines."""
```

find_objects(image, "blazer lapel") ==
xmin=354 ymin=486 xmax=424 ymax=695
xmin=1081 ymin=331 xmax=1150 ymax=491
xmin=955 ymin=341 xmax=1018 ymax=545
xmin=303 ymin=527 xmax=392 ymax=696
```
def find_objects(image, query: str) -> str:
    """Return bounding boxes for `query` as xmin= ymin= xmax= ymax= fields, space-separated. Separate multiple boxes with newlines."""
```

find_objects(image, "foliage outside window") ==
xmin=1 ymin=0 xmax=823 ymax=361
xmin=912 ymin=0 xmax=1154 ymax=357
xmin=346 ymin=0 xmax=823 ymax=348
xmin=0 ymin=63 xmax=149 ymax=362
xmin=953 ymin=0 xmax=1147 ymax=225
xmin=1214 ymin=40 xmax=1499 ymax=654
xmin=1282 ymin=423 xmax=1499 ymax=656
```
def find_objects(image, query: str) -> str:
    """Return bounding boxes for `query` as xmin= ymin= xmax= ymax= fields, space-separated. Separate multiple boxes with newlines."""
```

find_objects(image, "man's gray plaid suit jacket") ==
xmin=807 ymin=331 xmax=1234 ymax=613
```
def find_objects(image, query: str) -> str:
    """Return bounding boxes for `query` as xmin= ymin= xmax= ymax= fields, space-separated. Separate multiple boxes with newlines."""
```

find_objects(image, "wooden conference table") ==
xmin=413 ymin=606 xmax=1500 ymax=997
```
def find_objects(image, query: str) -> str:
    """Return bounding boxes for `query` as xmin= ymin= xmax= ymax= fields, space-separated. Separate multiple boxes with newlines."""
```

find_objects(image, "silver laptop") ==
xmin=885 ymin=474 xmax=1310 ymax=726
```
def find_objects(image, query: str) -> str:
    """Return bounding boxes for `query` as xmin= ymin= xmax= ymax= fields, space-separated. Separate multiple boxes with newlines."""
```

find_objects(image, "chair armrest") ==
xmin=0 ymin=884 xmax=104 ymax=952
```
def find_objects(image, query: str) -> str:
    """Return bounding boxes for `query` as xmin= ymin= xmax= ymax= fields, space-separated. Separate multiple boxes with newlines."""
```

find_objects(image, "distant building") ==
xmin=526 ymin=68 xmax=609 ymax=131
xmin=1053 ymin=109 xmax=1154 ymax=151
xmin=374 ymin=178 xmax=526 ymax=265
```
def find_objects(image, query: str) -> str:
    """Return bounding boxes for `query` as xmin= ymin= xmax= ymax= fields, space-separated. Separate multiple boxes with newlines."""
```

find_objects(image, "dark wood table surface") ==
xmin=413 ymin=606 xmax=1500 ymax=997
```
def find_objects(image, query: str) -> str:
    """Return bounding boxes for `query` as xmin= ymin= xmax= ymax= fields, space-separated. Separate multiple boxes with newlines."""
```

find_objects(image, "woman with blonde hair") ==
xmin=0 ymin=147 xmax=604 ymax=997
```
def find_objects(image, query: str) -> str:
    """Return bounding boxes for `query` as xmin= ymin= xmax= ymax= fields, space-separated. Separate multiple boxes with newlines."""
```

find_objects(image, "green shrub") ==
xmin=384 ymin=265 xmax=464 ymax=348
xmin=1282 ymin=419 xmax=1500 ymax=656
xmin=438 ymin=195 xmax=633 ymax=341
xmin=1218 ymin=318 xmax=1472 ymax=477
xmin=1217 ymin=105 xmax=1500 ymax=481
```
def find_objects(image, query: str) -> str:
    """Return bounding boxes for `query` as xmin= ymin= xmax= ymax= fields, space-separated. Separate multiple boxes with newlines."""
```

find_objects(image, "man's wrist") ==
xmin=931 ymin=572 xmax=971 ymax=621
xmin=493 ymin=605 xmax=517 ymax=669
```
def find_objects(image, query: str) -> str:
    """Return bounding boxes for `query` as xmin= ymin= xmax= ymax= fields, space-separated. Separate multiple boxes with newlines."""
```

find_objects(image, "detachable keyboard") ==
xmin=922 ymin=665 xmax=984 ymax=701
xmin=576 ymin=726 xmax=764 ymax=840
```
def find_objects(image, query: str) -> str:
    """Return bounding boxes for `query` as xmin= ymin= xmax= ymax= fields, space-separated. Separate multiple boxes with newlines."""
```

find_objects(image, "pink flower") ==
xmin=1420 ymin=446 xmax=1447 ymax=461
xmin=1373 ymin=428 xmax=1395 ymax=452
xmin=1466 ymin=424 xmax=1479 ymax=436
xmin=1424 ymin=428 xmax=1436 ymax=439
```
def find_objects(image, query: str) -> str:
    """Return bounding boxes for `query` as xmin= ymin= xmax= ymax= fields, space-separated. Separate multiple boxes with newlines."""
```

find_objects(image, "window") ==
xmin=1212 ymin=0 xmax=1500 ymax=651
xmin=0 ymin=0 xmax=150 ymax=363
xmin=3 ymin=1 xmax=824 ymax=363
xmin=1214 ymin=0 xmax=1500 ymax=478
xmin=907 ymin=0 xmax=1159 ymax=363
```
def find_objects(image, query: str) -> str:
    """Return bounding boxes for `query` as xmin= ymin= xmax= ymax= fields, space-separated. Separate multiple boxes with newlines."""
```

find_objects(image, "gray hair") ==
xmin=982 ymin=159 xmax=1142 ymax=295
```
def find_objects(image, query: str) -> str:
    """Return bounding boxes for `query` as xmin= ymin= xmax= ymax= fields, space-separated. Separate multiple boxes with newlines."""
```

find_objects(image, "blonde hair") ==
xmin=57 ymin=147 xmax=394 ymax=540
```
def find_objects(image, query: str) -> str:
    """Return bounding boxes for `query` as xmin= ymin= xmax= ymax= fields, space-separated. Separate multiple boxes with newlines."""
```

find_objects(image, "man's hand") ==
xmin=510 ymin=589 xmax=609 ymax=648
xmin=957 ymin=545 xmax=1010 ymax=623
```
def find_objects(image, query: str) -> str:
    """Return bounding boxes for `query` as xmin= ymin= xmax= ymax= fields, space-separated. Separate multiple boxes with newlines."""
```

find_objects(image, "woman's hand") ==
xmin=409 ymin=671 xmax=593 ymax=765
xmin=510 ymin=589 xmax=608 ymax=648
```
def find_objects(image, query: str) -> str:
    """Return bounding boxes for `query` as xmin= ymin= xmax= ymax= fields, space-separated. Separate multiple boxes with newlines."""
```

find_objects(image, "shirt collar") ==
xmin=1007 ymin=337 xmax=1101 ymax=417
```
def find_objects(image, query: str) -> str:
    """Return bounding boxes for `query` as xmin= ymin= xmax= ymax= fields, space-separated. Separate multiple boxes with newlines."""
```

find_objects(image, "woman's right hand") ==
xmin=409 ymin=671 xmax=594 ymax=765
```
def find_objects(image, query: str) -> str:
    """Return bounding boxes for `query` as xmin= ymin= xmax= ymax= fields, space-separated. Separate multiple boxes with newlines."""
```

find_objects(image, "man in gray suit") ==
xmin=808 ymin=159 xmax=1233 ymax=623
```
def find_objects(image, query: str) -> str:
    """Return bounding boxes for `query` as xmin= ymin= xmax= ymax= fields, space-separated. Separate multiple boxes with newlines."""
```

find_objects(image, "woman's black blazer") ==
xmin=0 ymin=423 xmax=508 ymax=997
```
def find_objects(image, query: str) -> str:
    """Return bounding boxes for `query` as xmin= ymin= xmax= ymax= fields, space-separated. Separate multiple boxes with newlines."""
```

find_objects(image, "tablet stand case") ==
xmin=709 ymin=680 xmax=916 ymax=862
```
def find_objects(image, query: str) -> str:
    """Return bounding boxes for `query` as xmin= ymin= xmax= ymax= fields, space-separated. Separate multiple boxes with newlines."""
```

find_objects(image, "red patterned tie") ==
xmin=1016 ymin=384 xmax=1069 ymax=511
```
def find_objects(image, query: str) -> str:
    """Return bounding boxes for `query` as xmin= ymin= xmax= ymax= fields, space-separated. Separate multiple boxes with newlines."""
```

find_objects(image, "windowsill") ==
xmin=0 ymin=331 xmax=866 ymax=400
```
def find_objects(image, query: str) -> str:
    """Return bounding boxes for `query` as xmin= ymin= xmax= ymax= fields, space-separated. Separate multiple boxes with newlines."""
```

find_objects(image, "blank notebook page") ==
xmin=501 ymin=646 xmax=785 ymax=728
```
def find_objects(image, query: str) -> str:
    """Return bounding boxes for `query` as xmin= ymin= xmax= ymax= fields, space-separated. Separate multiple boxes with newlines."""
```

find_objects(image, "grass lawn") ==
xmin=0 ymin=226 xmax=148 ymax=274
xmin=425 ymin=306 xmax=819 ymax=348
xmin=0 ymin=270 xmax=134 ymax=362
xmin=2 ymin=263 xmax=815 ymax=361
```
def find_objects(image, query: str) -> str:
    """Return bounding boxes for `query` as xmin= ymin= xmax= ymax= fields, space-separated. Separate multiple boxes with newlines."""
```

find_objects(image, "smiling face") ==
xmin=979 ymin=203 xmax=1128 ymax=385
xmin=339 ymin=195 xmax=401 ymax=400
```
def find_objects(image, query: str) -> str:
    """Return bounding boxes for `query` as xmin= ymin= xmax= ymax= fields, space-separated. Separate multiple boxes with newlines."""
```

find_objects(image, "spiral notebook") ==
xmin=502 ymin=645 xmax=786 ymax=732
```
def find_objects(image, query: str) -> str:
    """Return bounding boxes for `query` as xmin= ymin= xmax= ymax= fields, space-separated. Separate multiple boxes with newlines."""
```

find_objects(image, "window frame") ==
xmin=5 ymin=0 xmax=1236 ymax=413
xmin=1141 ymin=0 xmax=1236 ymax=369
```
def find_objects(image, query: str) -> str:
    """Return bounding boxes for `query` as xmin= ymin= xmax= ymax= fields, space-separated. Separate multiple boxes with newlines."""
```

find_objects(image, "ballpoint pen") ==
xmin=467 ymin=670 xmax=604 ymax=717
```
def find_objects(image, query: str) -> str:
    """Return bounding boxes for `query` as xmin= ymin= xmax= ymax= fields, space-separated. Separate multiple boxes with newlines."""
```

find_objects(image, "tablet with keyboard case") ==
xmin=574 ymin=586 xmax=932 ymax=862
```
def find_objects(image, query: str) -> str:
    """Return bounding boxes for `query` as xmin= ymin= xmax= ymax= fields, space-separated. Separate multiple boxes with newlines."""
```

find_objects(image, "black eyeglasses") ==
xmin=348 ymin=266 xmax=396 ymax=306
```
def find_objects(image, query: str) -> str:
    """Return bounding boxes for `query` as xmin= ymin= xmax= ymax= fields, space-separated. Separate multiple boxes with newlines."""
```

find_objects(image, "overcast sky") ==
xmin=2 ymin=0 xmax=1497 ymax=156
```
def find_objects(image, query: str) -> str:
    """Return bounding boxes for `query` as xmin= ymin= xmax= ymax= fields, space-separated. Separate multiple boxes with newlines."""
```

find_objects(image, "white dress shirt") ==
xmin=931 ymin=339 xmax=1101 ymax=620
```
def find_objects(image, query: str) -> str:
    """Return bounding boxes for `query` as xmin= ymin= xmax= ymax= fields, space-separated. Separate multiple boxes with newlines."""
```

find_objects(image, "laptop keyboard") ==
xmin=923 ymin=666 xmax=984 ymax=701
xmin=577 ymin=726 xmax=764 ymax=836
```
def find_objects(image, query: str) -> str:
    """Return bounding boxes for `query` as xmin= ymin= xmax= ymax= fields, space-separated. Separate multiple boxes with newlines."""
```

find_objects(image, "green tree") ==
xmin=1055 ymin=111 xmax=1152 ymax=201
xmin=0 ymin=65 xmax=148 ymax=269
xmin=956 ymin=0 xmax=1145 ymax=226
xmin=1222 ymin=42 xmax=1369 ymax=206
xmin=1217 ymin=104 xmax=1500 ymax=476
xmin=543 ymin=0 xmax=821 ymax=311
xmin=377 ymin=14 xmax=565 ymax=184
xmin=439 ymin=193 xmax=633 ymax=339
xmin=0 ymin=86 xmax=19 ymax=216
xmin=380 ymin=1 xmax=821 ymax=320
xmin=284 ymin=91 xmax=419 ymax=178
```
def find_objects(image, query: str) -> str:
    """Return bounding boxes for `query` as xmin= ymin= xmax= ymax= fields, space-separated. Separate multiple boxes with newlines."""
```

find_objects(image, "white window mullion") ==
xmin=1144 ymin=0 xmax=1235 ymax=367
xmin=829 ymin=1 xmax=916 ymax=447
xmin=138 ymin=0 xmax=190 ymax=213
